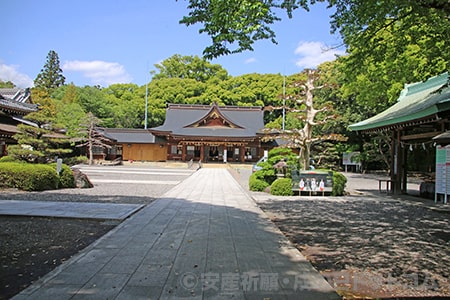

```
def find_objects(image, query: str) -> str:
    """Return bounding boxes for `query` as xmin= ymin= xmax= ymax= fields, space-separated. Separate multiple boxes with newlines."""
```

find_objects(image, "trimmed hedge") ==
xmin=49 ymin=163 xmax=76 ymax=188
xmin=270 ymin=178 xmax=293 ymax=196
xmin=0 ymin=162 xmax=75 ymax=191
xmin=249 ymin=173 xmax=270 ymax=191
xmin=332 ymin=171 xmax=347 ymax=196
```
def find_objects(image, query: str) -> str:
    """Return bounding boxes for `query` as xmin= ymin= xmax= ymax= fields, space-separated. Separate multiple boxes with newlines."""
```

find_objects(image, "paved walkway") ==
xmin=13 ymin=168 xmax=339 ymax=300
xmin=0 ymin=200 xmax=144 ymax=220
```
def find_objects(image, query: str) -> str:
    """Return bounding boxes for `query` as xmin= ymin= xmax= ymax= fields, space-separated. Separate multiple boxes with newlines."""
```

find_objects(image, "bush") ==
xmin=332 ymin=171 xmax=347 ymax=196
xmin=0 ymin=156 xmax=17 ymax=163
xmin=63 ymin=156 xmax=88 ymax=166
xmin=249 ymin=173 xmax=270 ymax=191
xmin=0 ymin=162 xmax=59 ymax=191
xmin=267 ymin=147 xmax=299 ymax=175
xmin=270 ymin=178 xmax=293 ymax=196
xmin=253 ymin=164 xmax=277 ymax=185
xmin=49 ymin=163 xmax=75 ymax=188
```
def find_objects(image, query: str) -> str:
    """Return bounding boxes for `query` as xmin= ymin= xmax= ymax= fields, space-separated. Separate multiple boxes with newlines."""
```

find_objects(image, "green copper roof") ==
xmin=349 ymin=72 xmax=450 ymax=131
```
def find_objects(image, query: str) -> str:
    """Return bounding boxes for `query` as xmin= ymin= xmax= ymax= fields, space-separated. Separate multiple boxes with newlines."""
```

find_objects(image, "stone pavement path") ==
xmin=0 ymin=200 xmax=143 ymax=220
xmin=13 ymin=168 xmax=339 ymax=300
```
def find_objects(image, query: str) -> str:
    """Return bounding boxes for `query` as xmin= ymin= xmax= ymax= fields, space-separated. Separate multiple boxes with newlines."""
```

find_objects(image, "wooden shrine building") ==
xmin=349 ymin=72 xmax=450 ymax=195
xmin=0 ymin=88 xmax=37 ymax=157
xmin=97 ymin=128 xmax=167 ymax=161
xmin=149 ymin=103 xmax=269 ymax=163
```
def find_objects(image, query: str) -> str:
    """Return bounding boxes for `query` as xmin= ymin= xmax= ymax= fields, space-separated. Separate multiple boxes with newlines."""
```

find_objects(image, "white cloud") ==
xmin=244 ymin=57 xmax=257 ymax=64
xmin=294 ymin=41 xmax=345 ymax=69
xmin=0 ymin=63 xmax=34 ymax=88
xmin=63 ymin=60 xmax=132 ymax=86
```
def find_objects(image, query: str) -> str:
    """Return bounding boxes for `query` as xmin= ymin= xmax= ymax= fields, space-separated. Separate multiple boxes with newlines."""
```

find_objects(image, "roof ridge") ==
xmin=167 ymin=103 xmax=262 ymax=111
xmin=403 ymin=72 xmax=448 ymax=96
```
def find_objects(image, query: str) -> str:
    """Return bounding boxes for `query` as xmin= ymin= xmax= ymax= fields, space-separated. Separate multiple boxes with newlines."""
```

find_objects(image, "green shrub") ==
xmin=0 ymin=162 xmax=59 ymax=191
xmin=249 ymin=173 xmax=270 ymax=191
xmin=0 ymin=156 xmax=17 ymax=163
xmin=267 ymin=147 xmax=299 ymax=175
xmin=270 ymin=178 xmax=293 ymax=196
xmin=332 ymin=171 xmax=347 ymax=196
xmin=63 ymin=156 xmax=88 ymax=166
xmin=49 ymin=163 xmax=75 ymax=188
xmin=253 ymin=164 xmax=277 ymax=184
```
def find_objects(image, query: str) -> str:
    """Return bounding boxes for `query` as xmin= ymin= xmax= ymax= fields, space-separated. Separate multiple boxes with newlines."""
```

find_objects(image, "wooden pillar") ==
xmin=181 ymin=144 xmax=186 ymax=161
xmin=391 ymin=129 xmax=403 ymax=194
xmin=402 ymin=141 xmax=408 ymax=194
xmin=240 ymin=145 xmax=245 ymax=163
xmin=200 ymin=145 xmax=204 ymax=162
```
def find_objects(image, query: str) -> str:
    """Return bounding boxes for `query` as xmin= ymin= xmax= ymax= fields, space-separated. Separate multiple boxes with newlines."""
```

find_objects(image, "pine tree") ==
xmin=34 ymin=50 xmax=65 ymax=92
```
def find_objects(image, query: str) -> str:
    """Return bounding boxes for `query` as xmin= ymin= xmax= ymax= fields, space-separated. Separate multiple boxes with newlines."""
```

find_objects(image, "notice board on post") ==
xmin=342 ymin=151 xmax=361 ymax=172
xmin=435 ymin=145 xmax=450 ymax=203
xmin=291 ymin=170 xmax=333 ymax=195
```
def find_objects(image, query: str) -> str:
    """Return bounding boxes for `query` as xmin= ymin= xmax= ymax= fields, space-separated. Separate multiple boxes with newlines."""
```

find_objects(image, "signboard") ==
xmin=291 ymin=170 xmax=333 ymax=195
xmin=435 ymin=145 xmax=450 ymax=203
xmin=342 ymin=151 xmax=361 ymax=172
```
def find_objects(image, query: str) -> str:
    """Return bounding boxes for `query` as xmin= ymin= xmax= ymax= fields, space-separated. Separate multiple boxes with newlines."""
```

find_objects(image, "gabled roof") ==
xmin=184 ymin=104 xmax=244 ymax=129
xmin=99 ymin=128 xmax=161 ymax=144
xmin=0 ymin=88 xmax=32 ymax=103
xmin=349 ymin=72 xmax=450 ymax=132
xmin=149 ymin=103 xmax=265 ymax=139
xmin=0 ymin=88 xmax=37 ymax=115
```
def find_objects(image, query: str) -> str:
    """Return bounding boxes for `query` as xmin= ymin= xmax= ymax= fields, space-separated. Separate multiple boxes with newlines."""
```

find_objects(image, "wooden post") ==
xmin=402 ymin=138 xmax=408 ymax=194
xmin=391 ymin=129 xmax=403 ymax=194
xmin=200 ymin=145 xmax=204 ymax=163
xmin=181 ymin=144 xmax=186 ymax=161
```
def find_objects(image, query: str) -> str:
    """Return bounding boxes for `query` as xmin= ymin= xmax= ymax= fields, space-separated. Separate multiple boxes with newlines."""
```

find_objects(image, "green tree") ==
xmin=181 ymin=0 xmax=450 ymax=60
xmin=77 ymin=113 xmax=111 ymax=165
xmin=34 ymin=50 xmax=65 ymax=92
xmin=104 ymin=83 xmax=146 ymax=128
xmin=77 ymin=86 xmax=115 ymax=127
xmin=339 ymin=13 xmax=450 ymax=112
xmin=26 ymin=88 xmax=58 ymax=127
xmin=61 ymin=83 xmax=79 ymax=104
xmin=8 ymin=123 xmax=72 ymax=163
xmin=0 ymin=80 xmax=15 ymax=88
xmin=265 ymin=69 xmax=345 ymax=170
xmin=152 ymin=54 xmax=229 ymax=82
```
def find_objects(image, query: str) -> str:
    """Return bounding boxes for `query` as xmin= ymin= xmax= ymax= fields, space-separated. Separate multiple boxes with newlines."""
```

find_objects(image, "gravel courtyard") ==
xmin=232 ymin=169 xmax=450 ymax=298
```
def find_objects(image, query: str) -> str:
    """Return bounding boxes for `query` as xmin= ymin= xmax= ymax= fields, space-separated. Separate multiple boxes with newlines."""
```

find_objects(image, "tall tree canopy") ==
xmin=152 ymin=54 xmax=229 ymax=81
xmin=34 ymin=50 xmax=65 ymax=91
xmin=180 ymin=0 xmax=450 ymax=60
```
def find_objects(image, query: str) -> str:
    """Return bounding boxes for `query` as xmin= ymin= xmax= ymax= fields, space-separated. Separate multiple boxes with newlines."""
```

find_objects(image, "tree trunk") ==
xmin=303 ymin=143 xmax=311 ymax=170
xmin=301 ymin=69 xmax=315 ymax=170
xmin=88 ymin=139 xmax=93 ymax=166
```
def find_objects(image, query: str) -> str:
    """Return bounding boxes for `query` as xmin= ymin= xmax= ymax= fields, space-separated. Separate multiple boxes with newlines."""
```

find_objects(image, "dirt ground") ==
xmin=256 ymin=195 xmax=450 ymax=299
xmin=0 ymin=216 xmax=116 ymax=300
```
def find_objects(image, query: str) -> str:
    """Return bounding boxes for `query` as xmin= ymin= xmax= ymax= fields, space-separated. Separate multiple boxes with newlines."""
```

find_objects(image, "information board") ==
xmin=291 ymin=170 xmax=333 ymax=194
xmin=342 ymin=151 xmax=361 ymax=172
xmin=435 ymin=145 xmax=450 ymax=203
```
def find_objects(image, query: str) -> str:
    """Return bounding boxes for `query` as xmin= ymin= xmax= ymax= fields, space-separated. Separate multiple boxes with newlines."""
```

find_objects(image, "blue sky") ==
xmin=0 ymin=0 xmax=344 ymax=88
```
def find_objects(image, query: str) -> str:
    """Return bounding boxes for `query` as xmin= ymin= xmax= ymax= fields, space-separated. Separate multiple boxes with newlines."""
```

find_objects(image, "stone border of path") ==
xmin=0 ymin=200 xmax=144 ymax=220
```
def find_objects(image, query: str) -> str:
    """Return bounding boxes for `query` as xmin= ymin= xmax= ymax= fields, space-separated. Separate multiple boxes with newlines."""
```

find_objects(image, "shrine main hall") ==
xmin=148 ymin=103 xmax=271 ymax=163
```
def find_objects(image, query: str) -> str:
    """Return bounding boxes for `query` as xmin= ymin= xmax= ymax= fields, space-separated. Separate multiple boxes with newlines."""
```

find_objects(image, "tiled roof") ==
xmin=349 ymin=72 xmax=450 ymax=131
xmin=150 ymin=103 xmax=265 ymax=138
xmin=99 ymin=128 xmax=161 ymax=144
xmin=0 ymin=88 xmax=37 ymax=115
xmin=0 ymin=88 xmax=32 ymax=103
